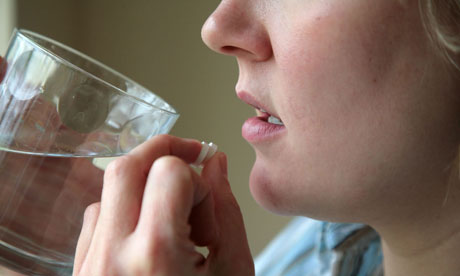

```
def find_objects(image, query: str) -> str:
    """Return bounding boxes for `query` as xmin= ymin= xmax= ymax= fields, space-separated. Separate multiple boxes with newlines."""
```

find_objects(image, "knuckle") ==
xmin=104 ymin=155 xmax=140 ymax=180
xmin=83 ymin=202 xmax=101 ymax=221
xmin=120 ymin=255 xmax=153 ymax=275
xmin=151 ymin=156 xmax=191 ymax=182
xmin=152 ymin=133 xmax=172 ymax=142
xmin=118 ymin=236 xmax=169 ymax=275
xmin=149 ymin=134 xmax=173 ymax=148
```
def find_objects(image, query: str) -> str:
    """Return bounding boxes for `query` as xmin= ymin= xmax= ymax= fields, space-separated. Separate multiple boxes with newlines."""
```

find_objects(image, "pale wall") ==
xmin=15 ymin=0 xmax=292 ymax=255
xmin=0 ymin=0 xmax=16 ymax=54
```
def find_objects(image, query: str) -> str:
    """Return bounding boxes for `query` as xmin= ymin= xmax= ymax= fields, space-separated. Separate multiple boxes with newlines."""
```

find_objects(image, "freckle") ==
xmin=373 ymin=78 xmax=377 ymax=83
xmin=316 ymin=17 xmax=321 ymax=21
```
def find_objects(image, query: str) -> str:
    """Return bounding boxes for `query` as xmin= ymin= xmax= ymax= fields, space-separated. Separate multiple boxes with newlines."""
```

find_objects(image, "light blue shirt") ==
xmin=255 ymin=217 xmax=383 ymax=276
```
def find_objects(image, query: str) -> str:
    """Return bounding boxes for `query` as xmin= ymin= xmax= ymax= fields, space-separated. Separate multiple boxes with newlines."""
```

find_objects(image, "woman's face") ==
xmin=202 ymin=0 xmax=460 ymax=224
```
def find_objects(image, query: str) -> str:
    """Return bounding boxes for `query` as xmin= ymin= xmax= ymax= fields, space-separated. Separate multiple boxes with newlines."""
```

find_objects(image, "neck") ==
xmin=381 ymin=229 xmax=460 ymax=276
xmin=375 ymin=163 xmax=460 ymax=276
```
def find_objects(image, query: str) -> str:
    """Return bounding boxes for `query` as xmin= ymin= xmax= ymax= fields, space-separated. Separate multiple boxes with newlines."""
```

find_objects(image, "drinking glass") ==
xmin=0 ymin=29 xmax=179 ymax=275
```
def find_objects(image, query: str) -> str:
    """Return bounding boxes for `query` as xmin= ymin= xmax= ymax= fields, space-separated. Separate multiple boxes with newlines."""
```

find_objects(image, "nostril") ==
xmin=221 ymin=46 xmax=238 ymax=54
xmin=220 ymin=46 xmax=255 ymax=59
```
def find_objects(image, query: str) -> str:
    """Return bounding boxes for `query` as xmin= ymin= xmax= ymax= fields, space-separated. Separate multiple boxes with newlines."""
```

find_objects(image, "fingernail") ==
xmin=219 ymin=153 xmax=228 ymax=178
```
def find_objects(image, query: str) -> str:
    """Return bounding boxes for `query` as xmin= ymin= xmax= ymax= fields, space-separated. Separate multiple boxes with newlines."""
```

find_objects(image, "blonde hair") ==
xmin=420 ymin=0 xmax=460 ymax=69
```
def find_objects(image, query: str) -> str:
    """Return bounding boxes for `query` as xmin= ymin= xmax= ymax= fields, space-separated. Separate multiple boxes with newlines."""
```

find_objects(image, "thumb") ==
xmin=201 ymin=153 xmax=254 ymax=275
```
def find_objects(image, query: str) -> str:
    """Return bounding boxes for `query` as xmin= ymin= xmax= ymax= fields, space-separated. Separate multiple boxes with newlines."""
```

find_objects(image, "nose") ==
xmin=201 ymin=1 xmax=272 ymax=62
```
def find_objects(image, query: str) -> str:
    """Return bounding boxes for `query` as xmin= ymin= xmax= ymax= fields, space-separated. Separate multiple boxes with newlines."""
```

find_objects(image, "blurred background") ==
xmin=0 ymin=0 xmax=292 ymax=266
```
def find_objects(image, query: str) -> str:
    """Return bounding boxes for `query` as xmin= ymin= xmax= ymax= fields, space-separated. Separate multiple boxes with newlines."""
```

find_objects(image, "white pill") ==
xmin=192 ymin=141 xmax=218 ymax=166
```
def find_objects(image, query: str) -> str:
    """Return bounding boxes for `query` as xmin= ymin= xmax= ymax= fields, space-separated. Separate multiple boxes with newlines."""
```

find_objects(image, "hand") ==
xmin=73 ymin=135 xmax=255 ymax=276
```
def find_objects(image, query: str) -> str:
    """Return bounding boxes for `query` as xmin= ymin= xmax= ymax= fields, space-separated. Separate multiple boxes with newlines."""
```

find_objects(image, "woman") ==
xmin=72 ymin=0 xmax=460 ymax=275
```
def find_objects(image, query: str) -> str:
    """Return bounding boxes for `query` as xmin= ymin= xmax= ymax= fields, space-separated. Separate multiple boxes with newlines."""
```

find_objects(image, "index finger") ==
xmin=129 ymin=134 xmax=203 ymax=174
xmin=101 ymin=134 xmax=202 ymax=226
xmin=84 ymin=135 xmax=204 ymax=254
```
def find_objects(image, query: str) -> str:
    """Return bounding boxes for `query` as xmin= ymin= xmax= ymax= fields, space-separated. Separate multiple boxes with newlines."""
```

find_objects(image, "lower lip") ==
xmin=242 ymin=116 xmax=286 ymax=143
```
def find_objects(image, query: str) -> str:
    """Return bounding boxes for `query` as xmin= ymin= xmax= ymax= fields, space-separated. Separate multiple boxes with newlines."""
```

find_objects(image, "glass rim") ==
xmin=12 ymin=28 xmax=179 ymax=117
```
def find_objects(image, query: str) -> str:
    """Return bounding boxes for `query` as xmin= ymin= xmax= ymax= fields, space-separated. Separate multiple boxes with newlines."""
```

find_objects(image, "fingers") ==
xmin=91 ymin=156 xmax=144 ymax=244
xmin=135 ymin=155 xmax=216 ymax=246
xmin=202 ymin=153 xmax=255 ymax=274
xmin=188 ymin=187 xmax=216 ymax=247
xmin=131 ymin=151 xmax=253 ymax=275
xmin=129 ymin=134 xmax=202 ymax=169
xmin=117 ymin=156 xmax=208 ymax=275
xmin=73 ymin=202 xmax=100 ymax=275
xmin=94 ymin=135 xmax=202 ymax=241
xmin=73 ymin=135 xmax=251 ymax=275
xmin=136 ymin=156 xmax=203 ymax=232
xmin=130 ymin=152 xmax=253 ymax=274
xmin=75 ymin=135 xmax=205 ymax=273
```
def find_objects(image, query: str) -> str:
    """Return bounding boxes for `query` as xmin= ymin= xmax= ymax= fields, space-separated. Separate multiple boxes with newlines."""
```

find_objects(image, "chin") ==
xmin=248 ymin=160 xmax=373 ymax=223
xmin=248 ymin=162 xmax=301 ymax=216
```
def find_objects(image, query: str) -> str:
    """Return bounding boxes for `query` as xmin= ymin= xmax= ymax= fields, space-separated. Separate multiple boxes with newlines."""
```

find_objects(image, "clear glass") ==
xmin=0 ymin=29 xmax=179 ymax=275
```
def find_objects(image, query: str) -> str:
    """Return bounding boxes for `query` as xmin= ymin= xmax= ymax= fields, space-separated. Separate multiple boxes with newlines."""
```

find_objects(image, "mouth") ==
xmin=256 ymin=108 xmax=284 ymax=126
xmin=237 ymin=91 xmax=286 ymax=143
xmin=238 ymin=91 xmax=284 ymax=125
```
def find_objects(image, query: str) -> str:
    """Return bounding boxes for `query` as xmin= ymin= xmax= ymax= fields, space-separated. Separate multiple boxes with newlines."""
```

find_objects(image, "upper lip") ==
xmin=236 ymin=91 xmax=281 ymax=120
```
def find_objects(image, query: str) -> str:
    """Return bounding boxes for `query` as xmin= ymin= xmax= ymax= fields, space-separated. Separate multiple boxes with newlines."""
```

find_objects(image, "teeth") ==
xmin=268 ymin=115 xmax=284 ymax=125
xmin=258 ymin=107 xmax=284 ymax=125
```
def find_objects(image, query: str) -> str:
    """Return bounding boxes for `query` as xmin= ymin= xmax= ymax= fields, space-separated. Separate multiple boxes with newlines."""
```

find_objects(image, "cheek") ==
xmin=253 ymin=2 xmax=452 ymax=220
xmin=273 ymin=0 xmax=411 ymax=100
xmin=276 ymin=11 xmax=401 ymax=105
xmin=273 ymin=2 xmax=418 ymax=183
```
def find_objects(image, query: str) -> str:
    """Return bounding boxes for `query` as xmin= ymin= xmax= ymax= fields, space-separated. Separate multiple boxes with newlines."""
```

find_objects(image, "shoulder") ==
xmin=255 ymin=217 xmax=383 ymax=276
